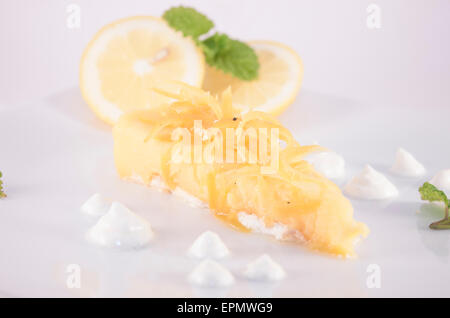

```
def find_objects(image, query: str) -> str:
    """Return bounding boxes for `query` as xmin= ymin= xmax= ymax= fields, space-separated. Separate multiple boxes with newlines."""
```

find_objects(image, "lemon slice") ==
xmin=202 ymin=40 xmax=303 ymax=116
xmin=80 ymin=16 xmax=205 ymax=125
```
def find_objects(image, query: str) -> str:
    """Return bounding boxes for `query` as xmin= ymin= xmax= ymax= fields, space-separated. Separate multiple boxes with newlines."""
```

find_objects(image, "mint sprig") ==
xmin=163 ymin=6 xmax=214 ymax=39
xmin=163 ymin=6 xmax=259 ymax=81
xmin=0 ymin=171 xmax=5 ymax=198
xmin=419 ymin=182 xmax=450 ymax=229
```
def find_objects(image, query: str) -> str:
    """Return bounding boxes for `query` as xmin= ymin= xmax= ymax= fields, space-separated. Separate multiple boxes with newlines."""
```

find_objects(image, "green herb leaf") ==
xmin=202 ymin=33 xmax=259 ymax=81
xmin=419 ymin=182 xmax=449 ymax=207
xmin=163 ymin=7 xmax=259 ymax=81
xmin=0 ymin=171 xmax=5 ymax=198
xmin=200 ymin=33 xmax=231 ymax=61
xmin=163 ymin=6 xmax=214 ymax=39
xmin=419 ymin=182 xmax=449 ymax=230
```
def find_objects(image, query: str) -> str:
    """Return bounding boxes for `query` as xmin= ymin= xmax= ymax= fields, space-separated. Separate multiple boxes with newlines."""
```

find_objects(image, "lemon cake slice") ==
xmin=113 ymin=82 xmax=368 ymax=257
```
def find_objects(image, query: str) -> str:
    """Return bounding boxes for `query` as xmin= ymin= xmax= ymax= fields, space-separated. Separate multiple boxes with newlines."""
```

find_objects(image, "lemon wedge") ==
xmin=80 ymin=16 xmax=205 ymax=125
xmin=203 ymin=40 xmax=303 ymax=116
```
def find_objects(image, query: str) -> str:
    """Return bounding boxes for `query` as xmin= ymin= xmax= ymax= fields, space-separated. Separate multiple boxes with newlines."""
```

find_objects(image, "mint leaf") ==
xmin=163 ymin=6 xmax=214 ymax=39
xmin=163 ymin=7 xmax=260 ymax=81
xmin=419 ymin=182 xmax=449 ymax=207
xmin=201 ymin=33 xmax=230 ymax=61
xmin=202 ymin=33 xmax=259 ymax=81
xmin=419 ymin=182 xmax=449 ymax=230
xmin=0 ymin=171 xmax=5 ymax=198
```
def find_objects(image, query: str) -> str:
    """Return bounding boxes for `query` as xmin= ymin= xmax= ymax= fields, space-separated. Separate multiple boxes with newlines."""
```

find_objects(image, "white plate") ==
xmin=0 ymin=87 xmax=449 ymax=297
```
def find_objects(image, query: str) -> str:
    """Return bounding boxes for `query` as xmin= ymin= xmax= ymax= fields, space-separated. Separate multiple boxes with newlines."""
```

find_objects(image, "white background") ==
xmin=0 ymin=1 xmax=450 ymax=298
